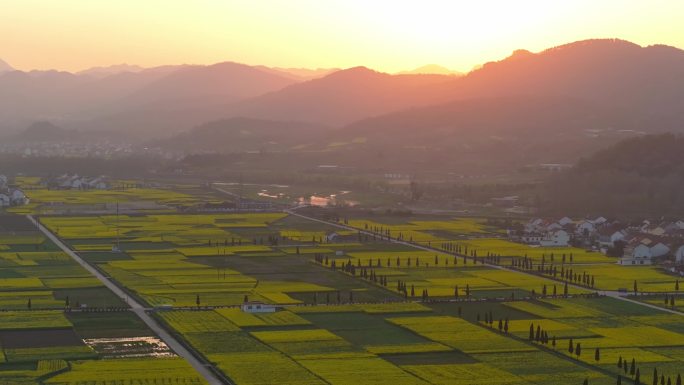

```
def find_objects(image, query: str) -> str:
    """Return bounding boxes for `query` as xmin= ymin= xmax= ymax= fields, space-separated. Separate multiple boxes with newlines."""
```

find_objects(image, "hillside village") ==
xmin=511 ymin=216 xmax=684 ymax=269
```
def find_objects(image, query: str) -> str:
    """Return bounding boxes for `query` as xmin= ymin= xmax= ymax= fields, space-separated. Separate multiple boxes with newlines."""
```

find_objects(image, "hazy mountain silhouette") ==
xmin=152 ymin=117 xmax=327 ymax=152
xmin=310 ymin=39 xmax=684 ymax=171
xmin=543 ymin=133 xmax=684 ymax=217
xmin=2 ymin=39 xmax=684 ymax=145
xmin=308 ymin=95 xmax=639 ymax=174
xmin=77 ymin=63 xmax=145 ymax=78
xmin=447 ymin=39 xmax=684 ymax=127
xmin=398 ymin=64 xmax=462 ymax=75
xmin=223 ymin=67 xmax=457 ymax=126
xmin=0 ymin=62 xmax=298 ymax=137
xmin=8 ymin=121 xmax=79 ymax=142
xmin=254 ymin=66 xmax=338 ymax=81
xmin=0 ymin=58 xmax=13 ymax=73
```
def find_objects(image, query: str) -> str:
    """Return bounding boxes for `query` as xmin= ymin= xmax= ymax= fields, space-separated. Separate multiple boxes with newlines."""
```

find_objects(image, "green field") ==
xmin=2 ymin=184 xmax=683 ymax=384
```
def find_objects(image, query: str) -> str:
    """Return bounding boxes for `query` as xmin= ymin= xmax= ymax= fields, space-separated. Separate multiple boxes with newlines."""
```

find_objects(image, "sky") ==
xmin=1 ymin=0 xmax=683 ymax=73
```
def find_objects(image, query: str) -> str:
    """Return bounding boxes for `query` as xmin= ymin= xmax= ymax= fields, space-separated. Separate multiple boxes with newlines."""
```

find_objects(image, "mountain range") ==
xmin=3 ymin=38 xmax=684 ymax=173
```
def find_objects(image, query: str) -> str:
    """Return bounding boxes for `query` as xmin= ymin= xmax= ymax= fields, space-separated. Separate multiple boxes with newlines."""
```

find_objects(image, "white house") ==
xmin=546 ymin=222 xmax=563 ymax=231
xmin=619 ymin=244 xmax=653 ymax=265
xmin=558 ymin=217 xmax=573 ymax=226
xmin=0 ymin=194 xmax=9 ymax=207
xmin=575 ymin=220 xmax=596 ymax=236
xmin=649 ymin=242 xmax=670 ymax=258
xmin=326 ymin=232 xmax=340 ymax=242
xmin=598 ymin=229 xmax=626 ymax=248
xmin=10 ymin=189 xmax=29 ymax=205
xmin=675 ymin=245 xmax=684 ymax=264
xmin=540 ymin=230 xmax=570 ymax=247
xmin=525 ymin=218 xmax=545 ymax=233
xmin=240 ymin=301 xmax=277 ymax=313
xmin=520 ymin=233 xmax=544 ymax=244
xmin=592 ymin=217 xmax=608 ymax=226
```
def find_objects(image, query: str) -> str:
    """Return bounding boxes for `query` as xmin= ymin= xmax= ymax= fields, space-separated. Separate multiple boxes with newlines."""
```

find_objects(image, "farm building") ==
xmin=619 ymin=244 xmax=653 ymax=265
xmin=240 ymin=301 xmax=277 ymax=313
xmin=598 ymin=227 xmax=627 ymax=248
xmin=540 ymin=230 xmax=570 ymax=247
xmin=10 ymin=189 xmax=29 ymax=205
xmin=650 ymin=242 xmax=670 ymax=258
xmin=575 ymin=220 xmax=596 ymax=236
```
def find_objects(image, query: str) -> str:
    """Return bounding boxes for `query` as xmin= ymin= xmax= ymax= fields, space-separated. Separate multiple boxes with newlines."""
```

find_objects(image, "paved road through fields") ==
xmin=27 ymin=215 xmax=226 ymax=385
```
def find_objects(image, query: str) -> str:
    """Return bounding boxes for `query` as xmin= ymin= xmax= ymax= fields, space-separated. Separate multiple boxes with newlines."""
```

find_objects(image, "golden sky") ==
xmin=1 ymin=0 xmax=683 ymax=73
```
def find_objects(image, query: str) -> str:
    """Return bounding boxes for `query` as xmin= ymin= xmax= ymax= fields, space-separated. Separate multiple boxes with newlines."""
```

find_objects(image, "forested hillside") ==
xmin=542 ymin=134 xmax=684 ymax=217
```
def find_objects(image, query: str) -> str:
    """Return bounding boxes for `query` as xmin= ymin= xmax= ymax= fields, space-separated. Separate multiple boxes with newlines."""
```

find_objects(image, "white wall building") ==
xmin=10 ymin=189 xmax=29 ymax=205
xmin=599 ymin=230 xmax=626 ymax=248
xmin=240 ymin=302 xmax=277 ymax=313
xmin=540 ymin=230 xmax=570 ymax=247
xmin=619 ymin=244 xmax=653 ymax=265
xmin=649 ymin=242 xmax=670 ymax=258
xmin=575 ymin=220 xmax=596 ymax=235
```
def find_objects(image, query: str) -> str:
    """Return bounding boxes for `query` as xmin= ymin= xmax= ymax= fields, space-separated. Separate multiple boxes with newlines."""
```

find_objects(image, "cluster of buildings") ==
xmin=43 ymin=174 xmax=110 ymax=190
xmin=0 ymin=175 xmax=29 ymax=207
xmin=0 ymin=142 xmax=135 ymax=158
xmin=510 ymin=217 xmax=684 ymax=267
xmin=509 ymin=216 xmax=606 ymax=248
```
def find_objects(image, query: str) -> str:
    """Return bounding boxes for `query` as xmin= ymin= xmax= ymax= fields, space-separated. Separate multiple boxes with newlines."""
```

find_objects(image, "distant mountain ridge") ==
xmin=152 ymin=117 xmax=327 ymax=152
xmin=1 ymin=38 xmax=684 ymax=150
xmin=77 ymin=64 xmax=145 ymax=78
xmin=398 ymin=64 xmax=462 ymax=75
xmin=222 ymin=66 xmax=458 ymax=126
xmin=7 ymin=121 xmax=91 ymax=143
xmin=306 ymin=39 xmax=684 ymax=171
xmin=0 ymin=58 xmax=14 ymax=73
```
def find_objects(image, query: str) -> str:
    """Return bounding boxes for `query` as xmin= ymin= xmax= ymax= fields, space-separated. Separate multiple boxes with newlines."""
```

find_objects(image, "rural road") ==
xmin=27 ymin=215 xmax=227 ymax=385
xmin=286 ymin=209 xmax=684 ymax=317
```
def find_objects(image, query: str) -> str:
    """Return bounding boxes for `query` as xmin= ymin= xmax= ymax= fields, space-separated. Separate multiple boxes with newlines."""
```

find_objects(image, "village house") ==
xmin=592 ymin=216 xmax=608 ymax=226
xmin=598 ymin=226 xmax=627 ymax=248
xmin=649 ymin=242 xmax=671 ymax=258
xmin=519 ymin=233 xmax=544 ymax=244
xmin=575 ymin=220 xmax=596 ymax=236
xmin=48 ymin=174 xmax=110 ymax=190
xmin=10 ymin=189 xmax=29 ymax=205
xmin=240 ymin=301 xmax=277 ymax=313
xmin=558 ymin=217 xmax=573 ymax=226
xmin=540 ymin=230 xmax=570 ymax=247
xmin=619 ymin=243 xmax=653 ymax=265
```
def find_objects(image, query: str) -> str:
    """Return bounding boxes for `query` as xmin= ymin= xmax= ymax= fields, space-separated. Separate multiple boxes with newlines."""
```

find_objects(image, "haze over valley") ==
xmin=2 ymin=2 xmax=684 ymax=384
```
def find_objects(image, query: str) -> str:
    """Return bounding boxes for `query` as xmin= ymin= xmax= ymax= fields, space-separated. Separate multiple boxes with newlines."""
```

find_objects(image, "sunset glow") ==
xmin=2 ymin=0 xmax=683 ymax=72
